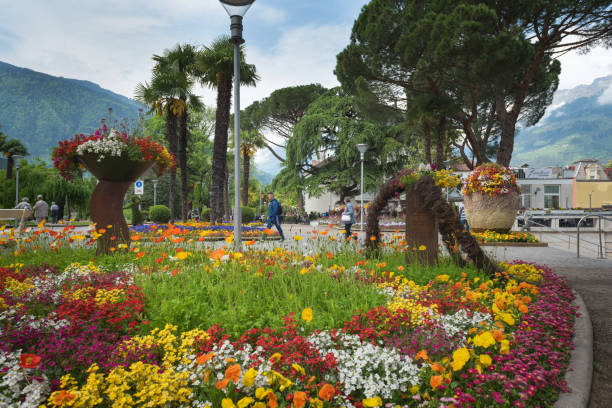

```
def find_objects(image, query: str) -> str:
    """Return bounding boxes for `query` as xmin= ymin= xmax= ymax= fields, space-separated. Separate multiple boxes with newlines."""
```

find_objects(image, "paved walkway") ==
xmin=484 ymin=246 xmax=612 ymax=408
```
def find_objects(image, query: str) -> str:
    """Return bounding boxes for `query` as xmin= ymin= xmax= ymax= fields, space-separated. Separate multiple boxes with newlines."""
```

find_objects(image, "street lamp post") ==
xmin=14 ymin=155 xmax=24 ymax=206
xmin=219 ymin=0 xmax=255 ymax=251
xmin=356 ymin=144 xmax=368 ymax=231
xmin=152 ymin=179 xmax=158 ymax=207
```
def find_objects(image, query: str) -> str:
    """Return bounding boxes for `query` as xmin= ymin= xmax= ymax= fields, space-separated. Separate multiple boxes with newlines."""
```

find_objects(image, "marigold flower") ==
xmin=451 ymin=347 xmax=470 ymax=371
xmin=216 ymin=378 xmax=230 ymax=389
xmin=51 ymin=390 xmax=77 ymax=405
xmin=479 ymin=354 xmax=492 ymax=367
xmin=318 ymin=383 xmax=335 ymax=401
xmin=225 ymin=364 xmax=241 ymax=383
xmin=293 ymin=391 xmax=307 ymax=408
xmin=196 ymin=352 xmax=214 ymax=365
xmin=430 ymin=375 xmax=443 ymax=390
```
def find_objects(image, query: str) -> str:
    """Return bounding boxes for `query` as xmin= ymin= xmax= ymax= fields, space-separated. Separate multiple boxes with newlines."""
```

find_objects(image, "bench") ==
xmin=0 ymin=209 xmax=31 ymax=234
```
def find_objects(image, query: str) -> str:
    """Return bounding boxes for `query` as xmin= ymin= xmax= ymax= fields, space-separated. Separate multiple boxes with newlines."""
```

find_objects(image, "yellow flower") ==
xmin=472 ymin=331 xmax=496 ymax=348
xmin=418 ymin=245 xmax=427 ymax=251
xmin=233 ymin=252 xmax=243 ymax=260
xmin=222 ymin=398 xmax=236 ymax=408
xmin=243 ymin=367 xmax=257 ymax=387
xmin=451 ymin=347 xmax=470 ymax=371
xmin=500 ymin=339 xmax=510 ymax=354
xmin=479 ymin=354 xmax=492 ymax=367
xmin=292 ymin=363 xmax=305 ymax=376
xmin=293 ymin=235 xmax=303 ymax=241
xmin=435 ymin=274 xmax=450 ymax=282
xmin=362 ymin=397 xmax=383 ymax=407
xmin=176 ymin=251 xmax=191 ymax=260
xmin=301 ymin=307 xmax=313 ymax=322
xmin=237 ymin=397 xmax=254 ymax=408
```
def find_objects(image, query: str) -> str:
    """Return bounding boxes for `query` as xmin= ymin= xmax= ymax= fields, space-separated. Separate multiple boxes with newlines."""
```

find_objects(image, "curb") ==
xmin=554 ymin=290 xmax=593 ymax=408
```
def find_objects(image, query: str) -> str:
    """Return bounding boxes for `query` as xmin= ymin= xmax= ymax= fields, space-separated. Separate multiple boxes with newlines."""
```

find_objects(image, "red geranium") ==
xmin=19 ymin=353 xmax=41 ymax=369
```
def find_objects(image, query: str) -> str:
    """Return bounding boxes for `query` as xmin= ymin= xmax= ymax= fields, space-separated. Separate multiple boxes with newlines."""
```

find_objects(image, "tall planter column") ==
xmin=91 ymin=180 xmax=131 ymax=255
xmin=405 ymin=189 xmax=438 ymax=266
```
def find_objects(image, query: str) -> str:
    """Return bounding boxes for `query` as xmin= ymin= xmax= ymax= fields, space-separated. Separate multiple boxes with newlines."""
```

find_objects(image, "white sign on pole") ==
xmin=134 ymin=180 xmax=144 ymax=195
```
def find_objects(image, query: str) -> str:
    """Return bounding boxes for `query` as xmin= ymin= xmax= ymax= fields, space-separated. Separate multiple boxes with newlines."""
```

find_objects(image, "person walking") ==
xmin=265 ymin=193 xmax=285 ymax=241
xmin=15 ymin=197 xmax=32 ymax=230
xmin=342 ymin=197 xmax=356 ymax=240
xmin=33 ymin=195 xmax=49 ymax=223
xmin=459 ymin=205 xmax=469 ymax=231
xmin=50 ymin=202 xmax=59 ymax=224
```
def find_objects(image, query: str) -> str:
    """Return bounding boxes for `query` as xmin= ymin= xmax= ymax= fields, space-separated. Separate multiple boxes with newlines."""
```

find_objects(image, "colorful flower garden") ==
xmin=0 ymin=223 xmax=577 ymax=408
xmin=471 ymin=231 xmax=539 ymax=244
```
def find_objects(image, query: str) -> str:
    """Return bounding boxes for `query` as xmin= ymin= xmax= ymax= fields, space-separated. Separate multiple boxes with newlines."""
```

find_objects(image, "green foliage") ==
xmin=0 ymin=61 xmax=143 ymax=160
xmin=125 ymin=196 xmax=144 ymax=225
xmin=149 ymin=205 xmax=171 ymax=223
xmin=136 ymin=259 xmax=387 ymax=338
xmin=241 ymin=206 xmax=255 ymax=223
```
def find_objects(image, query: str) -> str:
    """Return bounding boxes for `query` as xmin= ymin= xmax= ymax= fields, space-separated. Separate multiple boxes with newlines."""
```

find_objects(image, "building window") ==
xmin=544 ymin=185 xmax=559 ymax=208
xmin=520 ymin=185 xmax=531 ymax=208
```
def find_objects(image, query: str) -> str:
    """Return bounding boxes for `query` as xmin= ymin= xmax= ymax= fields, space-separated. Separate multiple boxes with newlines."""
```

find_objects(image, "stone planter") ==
xmin=79 ymin=154 xmax=154 ymax=255
xmin=463 ymin=192 xmax=519 ymax=233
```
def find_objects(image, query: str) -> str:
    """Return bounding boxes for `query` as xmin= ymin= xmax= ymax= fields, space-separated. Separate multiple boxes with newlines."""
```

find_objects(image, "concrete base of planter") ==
xmin=464 ymin=192 xmax=519 ymax=233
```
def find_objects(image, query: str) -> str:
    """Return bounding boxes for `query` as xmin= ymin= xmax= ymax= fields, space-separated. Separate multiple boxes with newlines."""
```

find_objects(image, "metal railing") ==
xmin=519 ymin=212 xmax=610 ymax=259
xmin=577 ymin=214 xmax=612 ymax=259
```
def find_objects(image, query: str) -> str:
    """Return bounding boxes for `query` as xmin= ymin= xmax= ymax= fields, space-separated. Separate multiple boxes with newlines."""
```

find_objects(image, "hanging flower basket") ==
xmin=462 ymin=163 xmax=520 ymax=233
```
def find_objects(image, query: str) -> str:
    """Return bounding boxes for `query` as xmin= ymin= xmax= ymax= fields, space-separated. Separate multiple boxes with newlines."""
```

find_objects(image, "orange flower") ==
xmin=171 ymin=268 xmax=179 ymax=276
xmin=293 ymin=391 xmax=307 ymax=408
xmin=431 ymin=362 xmax=445 ymax=372
xmin=225 ymin=364 xmax=241 ymax=383
xmin=430 ymin=375 xmax=443 ymax=390
xmin=210 ymin=248 xmax=226 ymax=261
xmin=19 ymin=353 xmax=41 ymax=369
xmin=327 ymin=252 xmax=333 ymax=259
xmin=196 ymin=352 xmax=214 ymax=365
xmin=264 ymin=228 xmax=275 ymax=234
xmin=136 ymin=251 xmax=145 ymax=259
xmin=245 ymin=240 xmax=255 ymax=246
xmin=415 ymin=349 xmax=429 ymax=361
xmin=267 ymin=391 xmax=278 ymax=408
xmin=52 ymin=390 xmax=77 ymax=405
xmin=318 ymin=384 xmax=335 ymax=401
xmin=370 ymin=236 xmax=377 ymax=241
xmin=491 ymin=329 xmax=505 ymax=342
xmin=130 ymin=234 xmax=141 ymax=241
xmin=216 ymin=378 xmax=229 ymax=389
xmin=98 ymin=228 xmax=106 ymax=234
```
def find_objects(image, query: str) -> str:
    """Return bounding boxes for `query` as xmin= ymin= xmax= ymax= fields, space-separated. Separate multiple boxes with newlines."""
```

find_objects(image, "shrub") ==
xmin=241 ymin=206 xmax=255 ymax=223
xmin=149 ymin=205 xmax=171 ymax=223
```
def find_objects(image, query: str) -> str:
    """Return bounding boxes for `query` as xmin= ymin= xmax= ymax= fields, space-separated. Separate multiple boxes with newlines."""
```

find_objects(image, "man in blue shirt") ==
xmin=266 ymin=193 xmax=285 ymax=240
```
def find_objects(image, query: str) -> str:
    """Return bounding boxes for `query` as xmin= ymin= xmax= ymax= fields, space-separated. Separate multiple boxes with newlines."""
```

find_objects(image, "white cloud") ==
xmin=598 ymin=84 xmax=612 ymax=105
xmin=556 ymin=45 xmax=612 ymax=90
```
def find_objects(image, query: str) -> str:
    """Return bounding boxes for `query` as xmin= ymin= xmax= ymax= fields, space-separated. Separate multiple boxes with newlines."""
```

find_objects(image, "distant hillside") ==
xmin=251 ymin=166 xmax=275 ymax=185
xmin=0 ymin=61 xmax=143 ymax=160
xmin=512 ymin=75 xmax=612 ymax=167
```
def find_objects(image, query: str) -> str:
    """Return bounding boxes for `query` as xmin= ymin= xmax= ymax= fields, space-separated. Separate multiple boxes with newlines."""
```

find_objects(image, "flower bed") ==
xmin=0 ymin=234 xmax=576 ymax=407
xmin=130 ymin=222 xmax=278 ymax=239
xmin=472 ymin=230 xmax=539 ymax=243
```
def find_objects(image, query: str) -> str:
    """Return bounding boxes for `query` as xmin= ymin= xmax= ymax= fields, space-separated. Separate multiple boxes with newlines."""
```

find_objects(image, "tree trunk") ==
xmin=179 ymin=106 xmax=189 ymax=221
xmin=496 ymin=109 xmax=518 ymax=167
xmin=297 ymin=189 xmax=305 ymax=214
xmin=435 ymin=116 xmax=446 ymax=169
xmin=241 ymin=145 xmax=250 ymax=206
xmin=165 ymin=105 xmax=178 ymax=222
xmin=210 ymin=74 xmax=232 ymax=224
xmin=422 ymin=120 xmax=432 ymax=164
xmin=224 ymin=162 xmax=230 ymax=221
xmin=6 ymin=156 xmax=13 ymax=180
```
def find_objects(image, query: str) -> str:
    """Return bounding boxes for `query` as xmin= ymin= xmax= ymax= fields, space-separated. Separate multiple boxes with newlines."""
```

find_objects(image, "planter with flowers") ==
xmin=462 ymin=163 xmax=520 ymax=233
xmin=53 ymin=128 xmax=175 ymax=254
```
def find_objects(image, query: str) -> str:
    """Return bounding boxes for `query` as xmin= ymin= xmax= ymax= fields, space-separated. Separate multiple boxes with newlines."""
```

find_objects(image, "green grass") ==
xmin=136 ymin=261 xmax=388 ymax=338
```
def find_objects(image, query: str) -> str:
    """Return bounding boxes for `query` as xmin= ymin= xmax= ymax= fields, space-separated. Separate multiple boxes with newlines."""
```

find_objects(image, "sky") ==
xmin=1 ymin=0 xmax=611 ymax=172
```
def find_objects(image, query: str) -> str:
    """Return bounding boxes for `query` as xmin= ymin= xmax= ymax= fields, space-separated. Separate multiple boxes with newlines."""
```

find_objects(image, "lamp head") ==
xmin=152 ymin=179 xmax=158 ymax=185
xmin=357 ymin=143 xmax=369 ymax=155
xmin=219 ymin=0 xmax=255 ymax=17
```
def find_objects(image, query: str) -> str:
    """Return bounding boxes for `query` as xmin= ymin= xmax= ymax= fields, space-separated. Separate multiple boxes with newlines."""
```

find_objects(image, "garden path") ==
xmin=484 ymin=246 xmax=612 ymax=408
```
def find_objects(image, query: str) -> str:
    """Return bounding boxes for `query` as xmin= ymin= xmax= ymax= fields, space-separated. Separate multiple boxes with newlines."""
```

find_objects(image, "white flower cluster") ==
xmin=0 ymin=351 xmax=50 ymax=408
xmin=308 ymin=331 xmax=421 ymax=399
xmin=76 ymin=129 xmax=126 ymax=161
xmin=436 ymin=309 xmax=492 ymax=341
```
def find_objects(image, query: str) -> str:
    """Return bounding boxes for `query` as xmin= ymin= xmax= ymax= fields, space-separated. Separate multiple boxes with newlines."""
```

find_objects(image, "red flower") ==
xmin=19 ymin=353 xmax=41 ymax=369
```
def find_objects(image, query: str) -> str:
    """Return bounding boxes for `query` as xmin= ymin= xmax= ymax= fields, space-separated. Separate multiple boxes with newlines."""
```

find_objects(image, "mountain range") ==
xmin=511 ymin=75 xmax=612 ymax=167
xmin=1 ymin=60 xmax=611 ymax=174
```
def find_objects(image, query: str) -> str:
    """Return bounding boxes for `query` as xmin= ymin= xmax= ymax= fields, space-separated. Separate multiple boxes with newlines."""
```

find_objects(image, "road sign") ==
xmin=134 ymin=180 xmax=144 ymax=195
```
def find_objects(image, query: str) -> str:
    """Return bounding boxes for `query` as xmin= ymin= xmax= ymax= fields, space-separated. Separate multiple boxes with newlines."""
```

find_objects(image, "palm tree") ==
xmin=194 ymin=36 xmax=258 ymax=224
xmin=152 ymin=44 xmax=202 ymax=221
xmin=1 ymin=137 xmax=28 ymax=180
xmin=233 ymin=103 xmax=266 ymax=205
